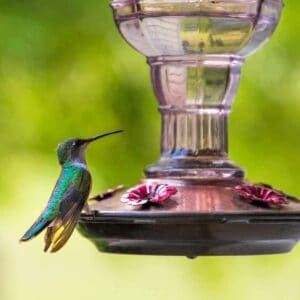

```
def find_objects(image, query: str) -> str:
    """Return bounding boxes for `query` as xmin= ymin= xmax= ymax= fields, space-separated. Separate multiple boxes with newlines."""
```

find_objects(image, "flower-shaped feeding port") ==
xmin=234 ymin=184 xmax=290 ymax=207
xmin=120 ymin=184 xmax=177 ymax=206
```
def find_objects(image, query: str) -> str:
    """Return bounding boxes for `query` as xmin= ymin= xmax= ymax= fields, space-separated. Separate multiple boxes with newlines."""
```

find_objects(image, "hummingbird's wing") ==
xmin=44 ymin=169 xmax=91 ymax=253
xmin=20 ymin=170 xmax=71 ymax=242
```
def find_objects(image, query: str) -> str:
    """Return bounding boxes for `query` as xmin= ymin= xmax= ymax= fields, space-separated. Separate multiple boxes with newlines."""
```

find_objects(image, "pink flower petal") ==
xmin=234 ymin=184 xmax=289 ymax=206
xmin=120 ymin=183 xmax=177 ymax=206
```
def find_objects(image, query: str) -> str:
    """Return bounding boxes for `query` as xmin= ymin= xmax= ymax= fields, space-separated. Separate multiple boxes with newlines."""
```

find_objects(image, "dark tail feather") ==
xmin=20 ymin=216 xmax=51 ymax=242
xmin=44 ymin=225 xmax=54 ymax=252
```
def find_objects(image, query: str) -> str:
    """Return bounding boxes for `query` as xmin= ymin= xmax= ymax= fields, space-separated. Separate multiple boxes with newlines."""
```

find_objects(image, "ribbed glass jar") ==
xmin=111 ymin=0 xmax=283 ymax=181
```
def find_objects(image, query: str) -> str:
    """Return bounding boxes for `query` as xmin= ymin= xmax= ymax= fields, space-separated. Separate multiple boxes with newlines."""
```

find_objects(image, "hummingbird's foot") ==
xmin=88 ymin=185 xmax=126 ymax=202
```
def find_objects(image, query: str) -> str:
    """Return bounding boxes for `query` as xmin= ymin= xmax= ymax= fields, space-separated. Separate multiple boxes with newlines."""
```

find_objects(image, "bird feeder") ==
xmin=78 ymin=0 xmax=300 ymax=257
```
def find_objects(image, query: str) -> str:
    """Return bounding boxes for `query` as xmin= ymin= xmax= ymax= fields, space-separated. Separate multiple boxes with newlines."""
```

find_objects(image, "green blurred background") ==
xmin=1 ymin=0 xmax=300 ymax=299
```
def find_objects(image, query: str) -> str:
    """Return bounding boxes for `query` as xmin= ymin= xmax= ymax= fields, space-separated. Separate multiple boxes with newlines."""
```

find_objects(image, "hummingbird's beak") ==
xmin=79 ymin=130 xmax=123 ymax=145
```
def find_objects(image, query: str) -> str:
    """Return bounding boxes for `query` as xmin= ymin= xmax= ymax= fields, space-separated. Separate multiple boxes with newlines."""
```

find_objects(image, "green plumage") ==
xmin=44 ymin=164 xmax=91 ymax=220
xmin=20 ymin=130 xmax=122 ymax=252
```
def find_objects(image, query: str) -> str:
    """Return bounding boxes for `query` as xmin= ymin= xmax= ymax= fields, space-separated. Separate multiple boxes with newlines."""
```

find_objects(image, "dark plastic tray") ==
xmin=78 ymin=185 xmax=300 ymax=257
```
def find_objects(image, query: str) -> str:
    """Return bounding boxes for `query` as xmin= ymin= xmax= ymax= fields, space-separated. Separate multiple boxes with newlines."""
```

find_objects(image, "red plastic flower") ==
xmin=234 ymin=184 xmax=289 ymax=206
xmin=121 ymin=183 xmax=177 ymax=206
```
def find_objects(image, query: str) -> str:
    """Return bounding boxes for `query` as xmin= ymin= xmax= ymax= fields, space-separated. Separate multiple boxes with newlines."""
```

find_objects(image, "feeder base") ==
xmin=82 ymin=238 xmax=296 ymax=257
xmin=78 ymin=183 xmax=300 ymax=257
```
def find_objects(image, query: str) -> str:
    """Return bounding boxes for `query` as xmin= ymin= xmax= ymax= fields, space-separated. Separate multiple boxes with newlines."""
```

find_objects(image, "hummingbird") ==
xmin=20 ymin=130 xmax=122 ymax=253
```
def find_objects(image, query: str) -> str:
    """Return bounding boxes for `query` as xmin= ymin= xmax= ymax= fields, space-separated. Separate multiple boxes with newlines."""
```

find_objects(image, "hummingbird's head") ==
xmin=57 ymin=130 xmax=123 ymax=165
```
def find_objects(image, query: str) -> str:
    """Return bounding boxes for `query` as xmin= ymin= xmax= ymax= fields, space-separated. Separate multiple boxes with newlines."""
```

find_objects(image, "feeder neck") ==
xmin=160 ymin=107 xmax=229 ymax=158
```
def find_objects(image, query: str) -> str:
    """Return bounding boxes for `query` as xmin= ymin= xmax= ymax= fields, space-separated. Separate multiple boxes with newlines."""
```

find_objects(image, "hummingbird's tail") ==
xmin=20 ymin=216 xmax=51 ymax=242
